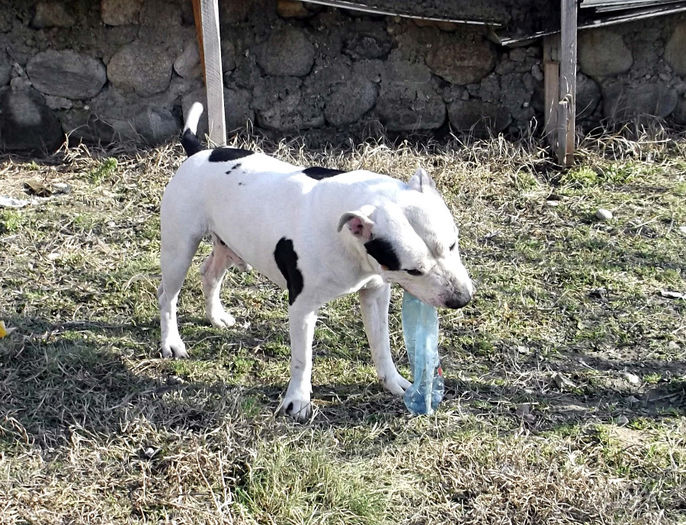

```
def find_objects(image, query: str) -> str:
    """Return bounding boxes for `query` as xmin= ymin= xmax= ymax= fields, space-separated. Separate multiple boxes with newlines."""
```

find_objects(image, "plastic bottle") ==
xmin=402 ymin=291 xmax=444 ymax=415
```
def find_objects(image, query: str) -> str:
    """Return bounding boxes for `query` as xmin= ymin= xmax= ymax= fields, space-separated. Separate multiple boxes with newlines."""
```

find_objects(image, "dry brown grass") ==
xmin=0 ymin=128 xmax=684 ymax=524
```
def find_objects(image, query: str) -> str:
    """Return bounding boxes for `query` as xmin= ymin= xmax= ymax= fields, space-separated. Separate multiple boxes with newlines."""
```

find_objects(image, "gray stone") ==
xmin=44 ymin=95 xmax=72 ymax=110
xmin=500 ymin=73 xmax=533 ymax=122
xmin=579 ymin=29 xmax=633 ymax=79
xmin=425 ymin=29 xmax=496 ymax=85
xmin=576 ymin=72 xmax=601 ymax=119
xmin=61 ymin=109 xmax=116 ymax=144
xmin=447 ymin=99 xmax=511 ymax=137
xmin=174 ymin=40 xmax=201 ymax=79
xmin=218 ymin=0 xmax=252 ymax=23
xmin=0 ymin=55 xmax=9 ymax=87
xmin=324 ymin=78 xmax=377 ymax=126
xmin=31 ymin=2 xmax=75 ymax=28
xmin=665 ymin=21 xmax=686 ymax=76
xmin=344 ymin=30 xmax=392 ymax=60
xmin=595 ymin=208 xmax=613 ymax=221
xmin=224 ymin=87 xmax=254 ymax=130
xmin=376 ymin=83 xmax=445 ymax=131
xmin=603 ymin=80 xmax=678 ymax=121
xmin=384 ymin=54 xmax=432 ymax=85
xmin=134 ymin=106 xmax=179 ymax=145
xmin=376 ymin=56 xmax=444 ymax=131
xmin=27 ymin=50 xmax=106 ymax=100
xmin=0 ymin=87 xmax=63 ymax=153
xmin=222 ymin=40 xmax=236 ymax=74
xmin=101 ymin=0 xmax=143 ymax=26
xmin=138 ymin=0 xmax=181 ymax=29
xmin=673 ymin=96 xmax=686 ymax=125
xmin=256 ymin=27 xmax=314 ymax=77
xmin=352 ymin=59 xmax=384 ymax=84
xmin=253 ymin=75 xmax=323 ymax=130
xmin=107 ymin=41 xmax=172 ymax=96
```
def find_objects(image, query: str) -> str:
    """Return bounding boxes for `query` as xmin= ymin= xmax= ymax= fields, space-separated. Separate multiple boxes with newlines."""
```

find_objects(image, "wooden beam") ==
xmin=559 ymin=0 xmax=578 ymax=166
xmin=543 ymin=35 xmax=560 ymax=151
xmin=193 ymin=0 xmax=226 ymax=146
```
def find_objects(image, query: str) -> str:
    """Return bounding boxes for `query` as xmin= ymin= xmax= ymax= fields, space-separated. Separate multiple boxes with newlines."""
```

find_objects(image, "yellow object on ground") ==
xmin=0 ymin=321 xmax=15 ymax=338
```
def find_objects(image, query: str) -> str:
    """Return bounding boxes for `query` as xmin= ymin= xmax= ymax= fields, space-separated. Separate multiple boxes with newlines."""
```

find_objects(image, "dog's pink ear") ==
xmin=337 ymin=211 xmax=374 ymax=241
xmin=408 ymin=167 xmax=436 ymax=193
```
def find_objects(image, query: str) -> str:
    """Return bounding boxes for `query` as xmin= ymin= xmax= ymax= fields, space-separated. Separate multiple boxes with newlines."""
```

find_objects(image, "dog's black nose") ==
xmin=445 ymin=293 xmax=471 ymax=309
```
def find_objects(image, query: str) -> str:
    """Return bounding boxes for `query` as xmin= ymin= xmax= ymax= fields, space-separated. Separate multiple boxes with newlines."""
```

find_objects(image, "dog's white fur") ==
xmin=158 ymin=103 xmax=473 ymax=420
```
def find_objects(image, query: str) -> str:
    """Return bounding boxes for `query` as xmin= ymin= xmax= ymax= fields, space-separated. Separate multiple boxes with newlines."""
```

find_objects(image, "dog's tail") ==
xmin=181 ymin=102 xmax=204 ymax=157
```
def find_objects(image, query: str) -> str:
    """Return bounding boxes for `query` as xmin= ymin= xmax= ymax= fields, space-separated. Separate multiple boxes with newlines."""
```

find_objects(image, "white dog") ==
xmin=158 ymin=103 xmax=474 ymax=419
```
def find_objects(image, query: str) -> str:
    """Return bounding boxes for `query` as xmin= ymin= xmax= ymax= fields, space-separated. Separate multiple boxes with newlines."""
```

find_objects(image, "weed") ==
xmin=88 ymin=157 xmax=118 ymax=183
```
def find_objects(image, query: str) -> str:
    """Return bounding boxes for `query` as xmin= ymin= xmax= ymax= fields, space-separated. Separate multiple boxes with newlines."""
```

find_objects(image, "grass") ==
xmin=0 ymin=126 xmax=684 ymax=524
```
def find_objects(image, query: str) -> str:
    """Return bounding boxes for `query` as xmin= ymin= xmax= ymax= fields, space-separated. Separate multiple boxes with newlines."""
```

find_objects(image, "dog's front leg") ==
xmin=359 ymin=283 xmax=412 ymax=395
xmin=281 ymin=305 xmax=318 ymax=421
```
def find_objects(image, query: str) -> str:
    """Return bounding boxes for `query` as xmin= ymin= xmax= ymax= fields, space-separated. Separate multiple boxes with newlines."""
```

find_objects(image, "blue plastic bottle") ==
xmin=402 ymin=291 xmax=444 ymax=415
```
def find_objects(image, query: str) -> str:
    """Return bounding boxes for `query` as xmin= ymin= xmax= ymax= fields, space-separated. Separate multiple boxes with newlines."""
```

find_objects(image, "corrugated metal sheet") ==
xmin=299 ymin=1 xmax=686 ymax=45
xmin=501 ymin=0 xmax=686 ymax=45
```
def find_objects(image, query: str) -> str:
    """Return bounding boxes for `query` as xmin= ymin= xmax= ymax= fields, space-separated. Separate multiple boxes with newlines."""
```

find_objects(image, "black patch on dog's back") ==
xmin=302 ymin=166 xmax=346 ymax=180
xmin=209 ymin=147 xmax=254 ymax=162
xmin=364 ymin=238 xmax=400 ymax=271
xmin=274 ymin=237 xmax=304 ymax=305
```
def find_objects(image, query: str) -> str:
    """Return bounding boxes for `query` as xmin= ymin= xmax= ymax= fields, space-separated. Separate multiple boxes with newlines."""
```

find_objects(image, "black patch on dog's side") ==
xmin=274 ymin=238 xmax=304 ymax=305
xmin=209 ymin=147 xmax=253 ymax=162
xmin=364 ymin=238 xmax=400 ymax=271
xmin=302 ymin=166 xmax=346 ymax=180
xmin=181 ymin=128 xmax=203 ymax=157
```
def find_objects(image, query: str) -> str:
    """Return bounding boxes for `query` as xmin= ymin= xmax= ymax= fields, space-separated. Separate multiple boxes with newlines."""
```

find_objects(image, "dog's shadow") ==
xmin=2 ymin=315 xmax=684 ymax=449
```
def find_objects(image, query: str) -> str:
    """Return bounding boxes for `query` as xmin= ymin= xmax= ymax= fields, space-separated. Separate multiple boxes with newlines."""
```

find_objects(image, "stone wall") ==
xmin=0 ymin=0 xmax=685 ymax=153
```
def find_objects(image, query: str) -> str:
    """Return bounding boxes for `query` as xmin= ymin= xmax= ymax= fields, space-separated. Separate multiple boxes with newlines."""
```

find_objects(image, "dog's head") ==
xmin=338 ymin=168 xmax=474 ymax=309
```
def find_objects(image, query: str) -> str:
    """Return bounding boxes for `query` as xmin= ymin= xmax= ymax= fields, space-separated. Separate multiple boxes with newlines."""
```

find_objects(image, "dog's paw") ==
xmin=382 ymin=372 xmax=412 ymax=396
xmin=281 ymin=399 xmax=312 ymax=421
xmin=279 ymin=391 xmax=313 ymax=421
xmin=160 ymin=338 xmax=188 ymax=359
xmin=208 ymin=309 xmax=236 ymax=329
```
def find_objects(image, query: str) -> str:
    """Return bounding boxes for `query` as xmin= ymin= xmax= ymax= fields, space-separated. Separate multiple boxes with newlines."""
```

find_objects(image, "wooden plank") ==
xmin=559 ymin=0 xmax=577 ymax=166
xmin=543 ymin=35 xmax=560 ymax=150
xmin=191 ymin=0 xmax=205 ymax=81
xmin=199 ymin=0 xmax=226 ymax=146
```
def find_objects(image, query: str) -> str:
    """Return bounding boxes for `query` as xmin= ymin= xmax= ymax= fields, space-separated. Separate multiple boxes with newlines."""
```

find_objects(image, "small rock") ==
xmin=661 ymin=290 xmax=686 ymax=300
xmin=516 ymin=345 xmax=531 ymax=355
xmin=595 ymin=208 xmax=613 ymax=221
xmin=627 ymin=395 xmax=641 ymax=406
xmin=616 ymin=415 xmax=629 ymax=426
xmin=53 ymin=182 xmax=71 ymax=194
xmin=143 ymin=447 xmax=157 ymax=458
xmin=102 ymin=0 xmax=143 ymax=26
xmin=622 ymin=372 xmax=641 ymax=385
xmin=0 ymin=196 xmax=31 ymax=208
xmin=31 ymin=1 xmax=75 ymax=28
xmin=678 ymin=225 xmax=686 ymax=237
xmin=552 ymin=372 xmax=576 ymax=390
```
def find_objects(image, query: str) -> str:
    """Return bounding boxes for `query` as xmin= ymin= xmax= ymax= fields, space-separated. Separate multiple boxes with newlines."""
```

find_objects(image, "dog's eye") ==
xmin=449 ymin=242 xmax=456 ymax=251
xmin=406 ymin=269 xmax=423 ymax=276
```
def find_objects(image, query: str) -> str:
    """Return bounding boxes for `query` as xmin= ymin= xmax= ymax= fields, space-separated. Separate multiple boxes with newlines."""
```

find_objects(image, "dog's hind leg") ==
xmin=159 ymin=230 xmax=202 ymax=359
xmin=200 ymin=234 xmax=244 ymax=329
